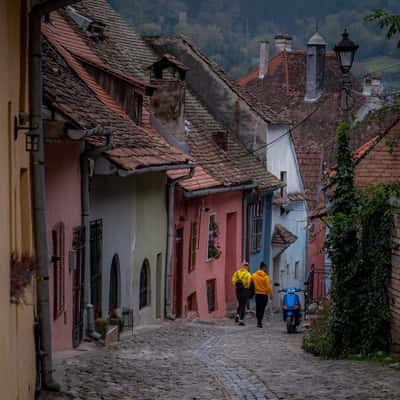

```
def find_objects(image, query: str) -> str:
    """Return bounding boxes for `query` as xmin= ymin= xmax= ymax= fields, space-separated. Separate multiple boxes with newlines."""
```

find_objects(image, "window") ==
xmin=280 ymin=171 xmax=287 ymax=198
xmin=187 ymin=292 xmax=197 ymax=312
xmin=250 ymin=201 xmax=263 ymax=254
xmin=189 ymin=222 xmax=197 ymax=271
xmin=206 ymin=279 xmax=216 ymax=313
xmin=133 ymin=94 xmax=143 ymax=126
xmin=52 ymin=222 xmax=65 ymax=319
xmin=207 ymin=214 xmax=218 ymax=259
xmin=139 ymin=259 xmax=150 ymax=309
xmin=286 ymin=263 xmax=290 ymax=276
xmin=294 ymin=261 xmax=299 ymax=280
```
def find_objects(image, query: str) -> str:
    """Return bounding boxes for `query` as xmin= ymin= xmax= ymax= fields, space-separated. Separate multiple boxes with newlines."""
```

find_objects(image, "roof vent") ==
xmin=66 ymin=6 xmax=106 ymax=41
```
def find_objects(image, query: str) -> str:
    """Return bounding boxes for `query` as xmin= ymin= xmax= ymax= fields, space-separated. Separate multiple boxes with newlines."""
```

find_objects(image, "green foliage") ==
xmin=303 ymin=298 xmax=335 ymax=358
xmin=365 ymin=9 xmax=400 ymax=47
xmin=110 ymin=0 xmax=400 ymax=87
xmin=323 ymin=118 xmax=397 ymax=357
xmin=95 ymin=318 xmax=109 ymax=339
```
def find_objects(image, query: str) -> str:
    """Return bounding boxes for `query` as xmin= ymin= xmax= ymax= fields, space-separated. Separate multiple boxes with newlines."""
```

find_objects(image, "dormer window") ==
xmin=148 ymin=54 xmax=189 ymax=82
xmin=66 ymin=7 xmax=106 ymax=41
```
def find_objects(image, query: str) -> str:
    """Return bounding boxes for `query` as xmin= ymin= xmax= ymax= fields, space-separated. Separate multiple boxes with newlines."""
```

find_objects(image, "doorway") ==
xmin=72 ymin=226 xmax=85 ymax=348
xmin=272 ymin=255 xmax=281 ymax=311
xmin=174 ymin=228 xmax=184 ymax=318
xmin=155 ymin=252 xmax=162 ymax=319
xmin=90 ymin=219 xmax=103 ymax=318
xmin=109 ymin=254 xmax=120 ymax=313
xmin=225 ymin=212 xmax=237 ymax=306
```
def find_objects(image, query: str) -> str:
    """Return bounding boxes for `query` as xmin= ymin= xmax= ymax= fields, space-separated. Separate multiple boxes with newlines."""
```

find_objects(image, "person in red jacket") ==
xmin=252 ymin=262 xmax=272 ymax=328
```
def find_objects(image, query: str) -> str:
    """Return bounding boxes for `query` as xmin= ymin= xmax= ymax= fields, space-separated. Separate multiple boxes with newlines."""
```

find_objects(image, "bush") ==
xmin=303 ymin=298 xmax=335 ymax=358
xmin=95 ymin=318 xmax=109 ymax=339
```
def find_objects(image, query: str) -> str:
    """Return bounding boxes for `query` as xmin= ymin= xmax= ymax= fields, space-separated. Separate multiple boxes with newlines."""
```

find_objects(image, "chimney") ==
xmin=363 ymin=73 xmax=383 ymax=97
xmin=305 ymin=32 xmax=327 ymax=102
xmin=274 ymin=34 xmax=292 ymax=53
xmin=258 ymin=40 xmax=270 ymax=79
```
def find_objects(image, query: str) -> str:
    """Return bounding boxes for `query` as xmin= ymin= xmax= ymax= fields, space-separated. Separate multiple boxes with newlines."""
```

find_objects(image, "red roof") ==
xmin=238 ymin=49 xmax=371 ymax=209
xmin=42 ymin=20 xmax=188 ymax=171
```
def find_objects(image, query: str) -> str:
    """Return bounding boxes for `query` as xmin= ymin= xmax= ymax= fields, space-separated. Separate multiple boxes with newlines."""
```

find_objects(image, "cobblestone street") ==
xmin=42 ymin=315 xmax=400 ymax=400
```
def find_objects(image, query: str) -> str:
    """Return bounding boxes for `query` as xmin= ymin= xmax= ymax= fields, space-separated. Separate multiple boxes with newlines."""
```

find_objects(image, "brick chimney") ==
xmin=274 ymin=34 xmax=292 ymax=53
xmin=258 ymin=40 xmax=270 ymax=79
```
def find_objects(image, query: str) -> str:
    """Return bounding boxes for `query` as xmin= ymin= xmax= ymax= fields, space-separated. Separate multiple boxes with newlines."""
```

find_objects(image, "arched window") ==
xmin=139 ymin=259 xmax=150 ymax=309
xmin=109 ymin=254 xmax=121 ymax=312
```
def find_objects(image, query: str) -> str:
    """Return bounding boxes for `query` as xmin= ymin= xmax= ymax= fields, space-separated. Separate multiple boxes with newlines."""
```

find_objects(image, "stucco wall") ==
xmin=133 ymin=173 xmax=168 ymax=324
xmin=45 ymin=142 xmax=81 ymax=351
xmin=0 ymin=1 xmax=36 ymax=398
xmin=173 ymin=190 xmax=243 ymax=318
xmin=267 ymin=124 xmax=302 ymax=194
xmin=90 ymin=174 xmax=136 ymax=319
xmin=271 ymin=202 xmax=307 ymax=309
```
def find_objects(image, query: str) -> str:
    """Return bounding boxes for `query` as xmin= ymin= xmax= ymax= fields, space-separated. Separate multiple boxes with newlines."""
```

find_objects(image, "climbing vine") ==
xmin=305 ymin=121 xmax=397 ymax=357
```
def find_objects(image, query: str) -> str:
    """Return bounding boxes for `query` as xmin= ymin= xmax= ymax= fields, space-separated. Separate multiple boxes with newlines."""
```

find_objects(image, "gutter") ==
xmin=29 ymin=0 xmax=81 ymax=392
xmin=165 ymin=162 xmax=195 ymax=319
xmin=184 ymin=183 xmax=256 ymax=198
xmin=81 ymin=132 xmax=113 ymax=340
xmin=117 ymin=162 xmax=194 ymax=177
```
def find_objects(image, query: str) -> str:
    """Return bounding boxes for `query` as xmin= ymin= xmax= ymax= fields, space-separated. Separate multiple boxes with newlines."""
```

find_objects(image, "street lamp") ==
xmin=334 ymin=29 xmax=359 ymax=74
xmin=334 ymin=29 xmax=359 ymax=115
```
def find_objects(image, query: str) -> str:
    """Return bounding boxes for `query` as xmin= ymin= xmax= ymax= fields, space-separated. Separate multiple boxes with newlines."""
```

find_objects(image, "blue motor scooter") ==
xmin=279 ymin=287 xmax=302 ymax=333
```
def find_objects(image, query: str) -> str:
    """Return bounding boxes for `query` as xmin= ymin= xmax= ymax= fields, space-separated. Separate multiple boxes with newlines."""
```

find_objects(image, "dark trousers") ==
xmin=255 ymin=294 xmax=268 ymax=325
xmin=236 ymin=287 xmax=249 ymax=321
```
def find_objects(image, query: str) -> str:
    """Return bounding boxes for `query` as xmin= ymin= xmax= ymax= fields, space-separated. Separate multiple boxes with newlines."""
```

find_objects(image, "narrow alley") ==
xmin=42 ymin=316 xmax=400 ymax=400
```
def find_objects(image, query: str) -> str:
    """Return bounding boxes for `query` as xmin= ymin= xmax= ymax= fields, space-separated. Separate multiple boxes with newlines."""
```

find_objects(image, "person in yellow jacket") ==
xmin=252 ymin=262 xmax=272 ymax=328
xmin=231 ymin=261 xmax=252 ymax=325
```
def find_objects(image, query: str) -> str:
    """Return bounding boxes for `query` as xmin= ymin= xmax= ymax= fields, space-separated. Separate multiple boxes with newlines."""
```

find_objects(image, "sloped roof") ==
xmin=42 ymin=31 xmax=188 ymax=171
xmin=54 ymin=0 xmax=283 ymax=192
xmin=238 ymin=49 xmax=375 ymax=208
xmin=272 ymin=224 xmax=298 ymax=247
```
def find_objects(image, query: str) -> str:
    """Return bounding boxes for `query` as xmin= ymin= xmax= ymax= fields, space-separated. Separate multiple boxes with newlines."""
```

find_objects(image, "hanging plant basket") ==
xmin=10 ymin=253 xmax=37 ymax=303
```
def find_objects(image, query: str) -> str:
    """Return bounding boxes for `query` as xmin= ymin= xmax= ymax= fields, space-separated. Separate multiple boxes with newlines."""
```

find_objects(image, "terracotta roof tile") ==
xmin=272 ymin=224 xmax=298 ymax=247
xmin=60 ymin=0 xmax=283 ymax=193
xmin=42 ymin=35 xmax=188 ymax=171
xmin=238 ymin=50 xmax=373 ymax=209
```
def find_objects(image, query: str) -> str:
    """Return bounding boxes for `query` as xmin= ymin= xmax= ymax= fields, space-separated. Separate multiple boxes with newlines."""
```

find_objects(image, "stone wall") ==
xmin=391 ymin=212 xmax=400 ymax=354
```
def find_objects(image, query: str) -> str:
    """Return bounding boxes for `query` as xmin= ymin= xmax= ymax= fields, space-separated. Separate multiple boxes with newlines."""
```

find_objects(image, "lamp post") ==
xmin=334 ymin=29 xmax=359 ymax=119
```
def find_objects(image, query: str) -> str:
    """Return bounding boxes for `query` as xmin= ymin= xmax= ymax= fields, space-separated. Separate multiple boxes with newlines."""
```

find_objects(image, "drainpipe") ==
xmin=81 ymin=131 xmax=113 ymax=338
xmin=117 ymin=162 xmax=195 ymax=177
xmin=184 ymin=183 xmax=256 ymax=199
xmin=165 ymin=162 xmax=195 ymax=319
xmin=29 ymin=0 xmax=82 ymax=392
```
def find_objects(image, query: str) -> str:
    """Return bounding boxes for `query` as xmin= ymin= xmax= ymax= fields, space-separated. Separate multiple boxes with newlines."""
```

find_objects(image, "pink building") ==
xmin=172 ymin=187 xmax=243 ymax=318
xmin=45 ymin=141 xmax=83 ymax=350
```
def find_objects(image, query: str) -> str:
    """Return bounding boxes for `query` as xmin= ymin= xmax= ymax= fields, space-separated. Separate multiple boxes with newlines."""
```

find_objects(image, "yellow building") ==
xmin=0 ymin=0 xmax=37 ymax=398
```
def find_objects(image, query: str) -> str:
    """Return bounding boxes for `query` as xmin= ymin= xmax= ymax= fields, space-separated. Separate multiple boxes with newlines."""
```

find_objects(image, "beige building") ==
xmin=0 ymin=0 xmax=37 ymax=398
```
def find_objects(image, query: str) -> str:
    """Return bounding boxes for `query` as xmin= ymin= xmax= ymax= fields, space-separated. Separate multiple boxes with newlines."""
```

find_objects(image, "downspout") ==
xmin=81 ymin=132 xmax=113 ymax=338
xmin=165 ymin=162 xmax=195 ymax=319
xmin=29 ymin=0 xmax=81 ymax=392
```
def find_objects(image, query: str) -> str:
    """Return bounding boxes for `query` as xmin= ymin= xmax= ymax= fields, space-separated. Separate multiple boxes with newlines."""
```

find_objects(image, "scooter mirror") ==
xmin=273 ymin=282 xmax=280 ymax=287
